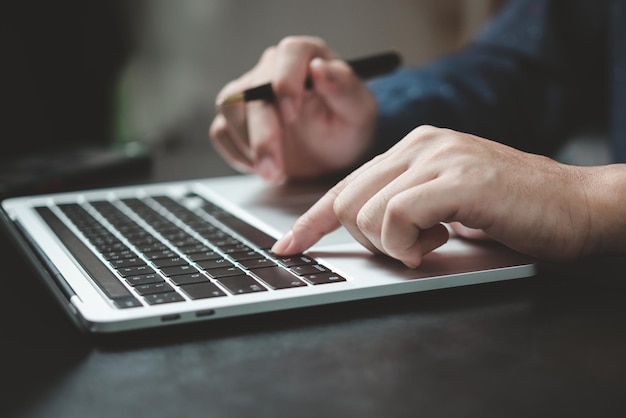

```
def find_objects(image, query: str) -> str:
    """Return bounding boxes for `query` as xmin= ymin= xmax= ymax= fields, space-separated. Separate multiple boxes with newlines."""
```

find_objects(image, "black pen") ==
xmin=217 ymin=51 xmax=402 ymax=106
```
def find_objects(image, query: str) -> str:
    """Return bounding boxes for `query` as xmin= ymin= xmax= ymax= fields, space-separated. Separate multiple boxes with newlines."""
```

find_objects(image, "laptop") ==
xmin=0 ymin=174 xmax=535 ymax=333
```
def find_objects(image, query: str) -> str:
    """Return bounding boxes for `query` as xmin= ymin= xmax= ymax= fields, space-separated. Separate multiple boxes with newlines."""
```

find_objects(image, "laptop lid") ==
xmin=1 ymin=175 xmax=535 ymax=333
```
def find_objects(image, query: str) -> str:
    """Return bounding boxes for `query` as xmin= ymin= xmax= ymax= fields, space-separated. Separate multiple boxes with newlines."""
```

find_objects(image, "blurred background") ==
xmin=4 ymin=0 xmax=505 ymax=182
xmin=120 ymin=0 xmax=502 ymax=149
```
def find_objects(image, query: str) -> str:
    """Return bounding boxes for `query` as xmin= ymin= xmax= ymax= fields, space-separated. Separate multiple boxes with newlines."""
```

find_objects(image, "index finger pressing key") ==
xmin=271 ymin=187 xmax=342 ymax=255
xmin=271 ymin=156 xmax=380 ymax=255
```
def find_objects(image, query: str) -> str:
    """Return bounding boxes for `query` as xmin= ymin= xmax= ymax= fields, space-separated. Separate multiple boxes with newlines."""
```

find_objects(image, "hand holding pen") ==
xmin=209 ymin=36 xmax=402 ymax=183
xmin=217 ymin=51 xmax=401 ymax=106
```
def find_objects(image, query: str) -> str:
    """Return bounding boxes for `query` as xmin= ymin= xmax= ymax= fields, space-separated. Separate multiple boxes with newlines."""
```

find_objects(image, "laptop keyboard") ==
xmin=35 ymin=194 xmax=345 ymax=309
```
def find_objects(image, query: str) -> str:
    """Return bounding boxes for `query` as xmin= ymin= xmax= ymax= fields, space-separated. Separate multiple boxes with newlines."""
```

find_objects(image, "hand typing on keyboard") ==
xmin=271 ymin=126 xmax=600 ymax=268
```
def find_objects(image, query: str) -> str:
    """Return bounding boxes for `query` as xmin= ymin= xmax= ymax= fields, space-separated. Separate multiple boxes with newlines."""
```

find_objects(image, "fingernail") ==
xmin=279 ymin=97 xmax=297 ymax=122
xmin=402 ymin=260 xmax=419 ymax=269
xmin=271 ymin=230 xmax=294 ymax=254
xmin=256 ymin=156 xmax=280 ymax=183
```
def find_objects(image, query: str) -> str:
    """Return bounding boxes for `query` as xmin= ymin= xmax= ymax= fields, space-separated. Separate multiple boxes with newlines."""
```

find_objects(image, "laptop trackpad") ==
xmin=309 ymin=239 xmax=535 ymax=284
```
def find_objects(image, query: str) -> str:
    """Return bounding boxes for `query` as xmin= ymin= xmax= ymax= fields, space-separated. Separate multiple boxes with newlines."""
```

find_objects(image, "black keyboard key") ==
xmin=169 ymin=272 xmax=210 ymax=286
xmin=151 ymin=257 xmax=188 ymax=269
xmin=103 ymin=249 xmax=137 ymax=261
xmin=221 ymin=243 xmax=253 ymax=254
xmin=178 ymin=243 xmax=212 ymax=254
xmin=89 ymin=236 xmax=123 ymax=248
xmin=228 ymin=250 xmax=263 ymax=262
xmin=196 ymin=258 xmax=233 ymax=270
xmin=94 ymin=242 xmax=129 ymax=253
xmin=250 ymin=266 xmax=307 ymax=289
xmin=179 ymin=282 xmax=227 ymax=299
xmin=216 ymin=275 xmax=267 ymax=294
xmin=208 ymin=236 xmax=240 ymax=247
xmin=143 ymin=292 xmax=185 ymax=305
xmin=160 ymin=264 xmax=198 ymax=277
xmin=302 ymin=272 xmax=347 ymax=285
xmin=117 ymin=265 xmax=156 ymax=278
xmin=160 ymin=229 xmax=190 ymax=241
xmin=169 ymin=237 xmax=203 ymax=249
xmin=143 ymin=249 xmax=178 ymax=260
xmin=125 ymin=273 xmax=165 ymax=286
xmin=274 ymin=254 xmax=316 ymax=268
xmin=127 ymin=236 xmax=160 ymax=247
xmin=134 ymin=282 xmax=174 ymax=296
xmin=196 ymin=229 xmax=227 ymax=241
xmin=109 ymin=257 xmax=146 ymax=269
xmin=199 ymin=201 xmax=223 ymax=217
xmin=205 ymin=266 xmax=245 ymax=278
xmin=124 ymin=231 xmax=153 ymax=243
xmin=187 ymin=250 xmax=221 ymax=262
xmin=290 ymin=264 xmax=330 ymax=276
xmin=135 ymin=242 xmax=169 ymax=253
xmin=239 ymin=258 xmax=276 ymax=270
xmin=113 ymin=297 xmax=144 ymax=309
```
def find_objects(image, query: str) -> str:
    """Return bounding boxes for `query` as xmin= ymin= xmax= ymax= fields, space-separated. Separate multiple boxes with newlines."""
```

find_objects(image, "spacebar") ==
xmin=217 ymin=214 xmax=276 ymax=249
xmin=36 ymin=207 xmax=134 ymax=300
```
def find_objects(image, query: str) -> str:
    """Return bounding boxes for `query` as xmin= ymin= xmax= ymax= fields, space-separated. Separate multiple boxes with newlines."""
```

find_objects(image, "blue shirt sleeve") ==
xmin=369 ymin=0 xmax=607 ymax=156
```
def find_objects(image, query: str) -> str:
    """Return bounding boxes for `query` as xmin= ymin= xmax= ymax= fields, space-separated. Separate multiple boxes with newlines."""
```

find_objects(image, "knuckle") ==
xmin=217 ymin=80 xmax=240 ymax=101
xmin=385 ymin=196 xmax=407 ymax=221
xmin=208 ymin=117 xmax=224 ymax=141
xmin=405 ymin=125 xmax=471 ymax=159
xmin=259 ymin=45 xmax=277 ymax=63
xmin=278 ymin=36 xmax=303 ymax=50
xmin=411 ymin=124 xmax=440 ymax=138
xmin=408 ymin=125 xmax=459 ymax=147
xmin=332 ymin=193 xmax=352 ymax=224
xmin=355 ymin=209 xmax=377 ymax=236
xmin=402 ymin=125 xmax=444 ymax=151
xmin=278 ymin=35 xmax=326 ymax=52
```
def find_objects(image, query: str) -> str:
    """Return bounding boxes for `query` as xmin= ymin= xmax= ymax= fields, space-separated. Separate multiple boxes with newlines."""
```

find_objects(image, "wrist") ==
xmin=579 ymin=164 xmax=626 ymax=257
